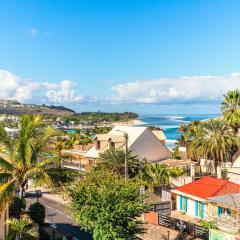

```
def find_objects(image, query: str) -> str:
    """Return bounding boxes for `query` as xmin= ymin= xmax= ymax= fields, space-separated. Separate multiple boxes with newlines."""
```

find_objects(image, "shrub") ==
xmin=9 ymin=197 xmax=26 ymax=218
xmin=29 ymin=202 xmax=45 ymax=225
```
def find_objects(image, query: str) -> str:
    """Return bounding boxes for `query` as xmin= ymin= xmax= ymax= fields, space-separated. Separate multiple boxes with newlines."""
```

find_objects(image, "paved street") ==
xmin=26 ymin=196 xmax=92 ymax=239
xmin=27 ymin=196 xmax=73 ymax=224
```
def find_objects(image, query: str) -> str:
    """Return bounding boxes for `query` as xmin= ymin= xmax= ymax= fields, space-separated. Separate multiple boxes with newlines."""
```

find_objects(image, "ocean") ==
xmin=138 ymin=114 xmax=219 ymax=150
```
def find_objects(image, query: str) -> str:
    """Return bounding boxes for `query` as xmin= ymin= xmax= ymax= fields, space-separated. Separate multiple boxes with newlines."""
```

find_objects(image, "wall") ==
xmin=144 ymin=212 xmax=159 ymax=225
xmin=209 ymin=229 xmax=235 ymax=240
xmin=176 ymin=194 xmax=208 ymax=219
xmin=170 ymin=176 xmax=193 ymax=187
xmin=227 ymin=170 xmax=240 ymax=184
xmin=233 ymin=156 xmax=240 ymax=168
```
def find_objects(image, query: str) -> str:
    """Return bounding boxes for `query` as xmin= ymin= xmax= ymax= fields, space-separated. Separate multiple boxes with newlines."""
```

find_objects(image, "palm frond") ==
xmin=23 ymin=167 xmax=53 ymax=187
xmin=0 ymin=179 xmax=16 ymax=212
xmin=6 ymin=216 xmax=39 ymax=239
xmin=0 ymin=173 xmax=12 ymax=184
xmin=0 ymin=156 xmax=13 ymax=171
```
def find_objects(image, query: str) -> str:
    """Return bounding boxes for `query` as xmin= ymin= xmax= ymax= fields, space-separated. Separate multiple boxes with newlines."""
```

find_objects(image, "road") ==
xmin=26 ymin=196 xmax=92 ymax=239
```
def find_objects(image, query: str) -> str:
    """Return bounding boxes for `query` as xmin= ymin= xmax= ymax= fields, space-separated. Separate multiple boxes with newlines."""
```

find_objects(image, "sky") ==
xmin=0 ymin=0 xmax=240 ymax=114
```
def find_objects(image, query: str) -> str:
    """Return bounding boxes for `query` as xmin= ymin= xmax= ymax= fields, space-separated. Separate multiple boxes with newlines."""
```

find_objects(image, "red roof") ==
xmin=175 ymin=176 xmax=240 ymax=199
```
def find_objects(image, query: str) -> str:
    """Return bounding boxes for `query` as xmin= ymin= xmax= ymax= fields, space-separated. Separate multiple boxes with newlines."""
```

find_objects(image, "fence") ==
xmin=158 ymin=214 xmax=209 ymax=240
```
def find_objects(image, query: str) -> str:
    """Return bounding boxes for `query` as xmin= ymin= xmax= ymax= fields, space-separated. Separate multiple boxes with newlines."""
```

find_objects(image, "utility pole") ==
xmin=116 ymin=130 xmax=128 ymax=181
xmin=124 ymin=133 xmax=128 ymax=181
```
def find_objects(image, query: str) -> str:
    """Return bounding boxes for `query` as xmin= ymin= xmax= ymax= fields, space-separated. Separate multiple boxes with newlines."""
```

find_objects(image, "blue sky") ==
xmin=0 ymin=0 xmax=240 ymax=114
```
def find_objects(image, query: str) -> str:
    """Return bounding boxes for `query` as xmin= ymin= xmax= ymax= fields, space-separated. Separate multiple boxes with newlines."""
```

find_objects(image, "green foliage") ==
xmin=9 ymin=197 xmax=26 ymax=219
xmin=29 ymin=202 xmax=45 ymax=225
xmin=138 ymin=163 xmax=185 ymax=189
xmin=0 ymin=115 xmax=55 ymax=212
xmin=222 ymin=89 xmax=240 ymax=134
xmin=68 ymin=169 xmax=149 ymax=240
xmin=148 ymin=126 xmax=162 ymax=131
xmin=199 ymin=220 xmax=217 ymax=229
xmin=42 ymin=104 xmax=76 ymax=113
xmin=172 ymin=144 xmax=181 ymax=159
xmin=98 ymin=149 xmax=146 ymax=178
xmin=178 ymin=120 xmax=201 ymax=146
xmin=92 ymin=126 xmax=112 ymax=134
xmin=51 ymin=112 xmax=138 ymax=125
xmin=47 ymin=168 xmax=84 ymax=188
xmin=6 ymin=215 xmax=39 ymax=240
xmin=189 ymin=119 xmax=237 ymax=172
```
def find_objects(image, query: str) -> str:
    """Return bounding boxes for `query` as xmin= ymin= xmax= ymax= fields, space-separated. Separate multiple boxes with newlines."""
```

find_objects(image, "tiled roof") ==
xmin=175 ymin=176 xmax=240 ymax=199
xmin=160 ymin=159 xmax=194 ymax=168
xmin=208 ymin=193 xmax=240 ymax=208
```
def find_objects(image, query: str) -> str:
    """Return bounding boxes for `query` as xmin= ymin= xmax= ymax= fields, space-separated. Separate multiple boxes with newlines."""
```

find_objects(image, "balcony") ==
xmin=62 ymin=160 xmax=86 ymax=171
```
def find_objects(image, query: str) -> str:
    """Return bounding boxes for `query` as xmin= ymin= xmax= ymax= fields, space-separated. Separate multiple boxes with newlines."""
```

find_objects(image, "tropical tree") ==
xmin=144 ymin=163 xmax=185 ymax=189
xmin=68 ymin=169 xmax=148 ymax=240
xmin=0 ymin=115 xmax=55 ymax=212
xmin=6 ymin=215 xmax=39 ymax=240
xmin=222 ymin=89 xmax=240 ymax=134
xmin=98 ymin=148 xmax=146 ymax=178
xmin=189 ymin=119 xmax=237 ymax=173
xmin=178 ymin=120 xmax=201 ymax=145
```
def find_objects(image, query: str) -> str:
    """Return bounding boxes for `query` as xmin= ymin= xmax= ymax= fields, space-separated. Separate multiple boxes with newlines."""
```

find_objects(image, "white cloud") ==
xmin=46 ymin=80 xmax=86 ymax=103
xmin=111 ymin=73 xmax=240 ymax=104
xmin=23 ymin=27 xmax=39 ymax=37
xmin=0 ymin=70 xmax=85 ymax=104
xmin=1 ymin=69 xmax=240 ymax=107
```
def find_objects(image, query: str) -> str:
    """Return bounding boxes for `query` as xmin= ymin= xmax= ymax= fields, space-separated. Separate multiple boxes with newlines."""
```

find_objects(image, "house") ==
xmin=171 ymin=177 xmax=240 ymax=221
xmin=225 ymin=150 xmax=240 ymax=184
xmin=4 ymin=127 xmax=18 ymax=139
xmin=208 ymin=193 xmax=240 ymax=234
xmin=61 ymin=143 xmax=94 ymax=171
xmin=85 ymin=126 xmax=171 ymax=162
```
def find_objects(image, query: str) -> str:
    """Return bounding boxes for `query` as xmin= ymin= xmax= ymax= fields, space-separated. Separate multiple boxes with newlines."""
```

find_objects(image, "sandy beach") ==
xmin=112 ymin=118 xmax=146 ymax=126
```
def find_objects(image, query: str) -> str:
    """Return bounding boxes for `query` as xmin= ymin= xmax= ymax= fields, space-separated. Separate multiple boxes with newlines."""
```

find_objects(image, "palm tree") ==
xmin=52 ymin=136 xmax=70 ymax=168
xmin=0 ymin=115 xmax=55 ymax=211
xmin=189 ymin=119 xmax=237 ymax=173
xmin=178 ymin=121 xmax=201 ymax=145
xmin=98 ymin=148 xmax=145 ymax=178
xmin=6 ymin=216 xmax=39 ymax=240
xmin=146 ymin=163 xmax=185 ymax=188
xmin=222 ymin=89 xmax=240 ymax=134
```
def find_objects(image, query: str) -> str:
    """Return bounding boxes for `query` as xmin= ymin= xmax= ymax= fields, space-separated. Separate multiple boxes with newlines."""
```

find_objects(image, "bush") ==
xmin=9 ymin=197 xmax=26 ymax=218
xmin=29 ymin=202 xmax=45 ymax=225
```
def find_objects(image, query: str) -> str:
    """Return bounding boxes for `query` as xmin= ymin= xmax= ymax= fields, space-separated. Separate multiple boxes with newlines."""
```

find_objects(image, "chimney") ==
xmin=217 ymin=166 xmax=222 ymax=179
xmin=190 ymin=163 xmax=196 ymax=178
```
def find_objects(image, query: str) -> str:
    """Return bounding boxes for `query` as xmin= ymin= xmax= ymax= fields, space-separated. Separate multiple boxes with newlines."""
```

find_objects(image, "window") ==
xmin=109 ymin=140 xmax=115 ymax=149
xmin=95 ymin=140 xmax=101 ymax=150
xmin=217 ymin=206 xmax=231 ymax=217
xmin=195 ymin=201 xmax=204 ymax=219
xmin=180 ymin=195 xmax=188 ymax=213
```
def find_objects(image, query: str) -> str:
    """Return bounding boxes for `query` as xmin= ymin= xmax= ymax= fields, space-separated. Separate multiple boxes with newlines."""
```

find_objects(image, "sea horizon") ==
xmin=137 ymin=113 xmax=219 ymax=150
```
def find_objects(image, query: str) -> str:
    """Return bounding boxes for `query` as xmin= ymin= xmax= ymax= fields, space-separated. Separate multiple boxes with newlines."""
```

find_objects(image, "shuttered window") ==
xmin=180 ymin=195 xmax=188 ymax=213
xmin=195 ymin=200 xmax=204 ymax=218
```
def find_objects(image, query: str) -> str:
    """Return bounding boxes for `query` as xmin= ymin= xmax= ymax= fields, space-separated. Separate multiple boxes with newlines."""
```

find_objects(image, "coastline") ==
xmin=112 ymin=118 xmax=146 ymax=126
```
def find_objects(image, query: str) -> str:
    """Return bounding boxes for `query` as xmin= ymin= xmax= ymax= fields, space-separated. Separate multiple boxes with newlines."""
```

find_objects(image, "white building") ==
xmin=4 ymin=127 xmax=18 ymax=139
xmin=85 ymin=126 xmax=171 ymax=162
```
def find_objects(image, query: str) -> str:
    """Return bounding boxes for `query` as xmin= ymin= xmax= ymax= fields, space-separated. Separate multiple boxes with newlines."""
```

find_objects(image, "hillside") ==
xmin=0 ymin=100 xmax=75 ymax=116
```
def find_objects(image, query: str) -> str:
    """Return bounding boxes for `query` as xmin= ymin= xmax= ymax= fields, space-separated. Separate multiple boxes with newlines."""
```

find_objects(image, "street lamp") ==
xmin=115 ymin=130 xmax=128 ymax=181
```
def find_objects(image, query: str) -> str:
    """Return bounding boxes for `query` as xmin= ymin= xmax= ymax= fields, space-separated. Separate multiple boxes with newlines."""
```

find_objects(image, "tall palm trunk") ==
xmin=213 ymin=158 xmax=218 ymax=176
xmin=19 ymin=186 xmax=24 ymax=200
